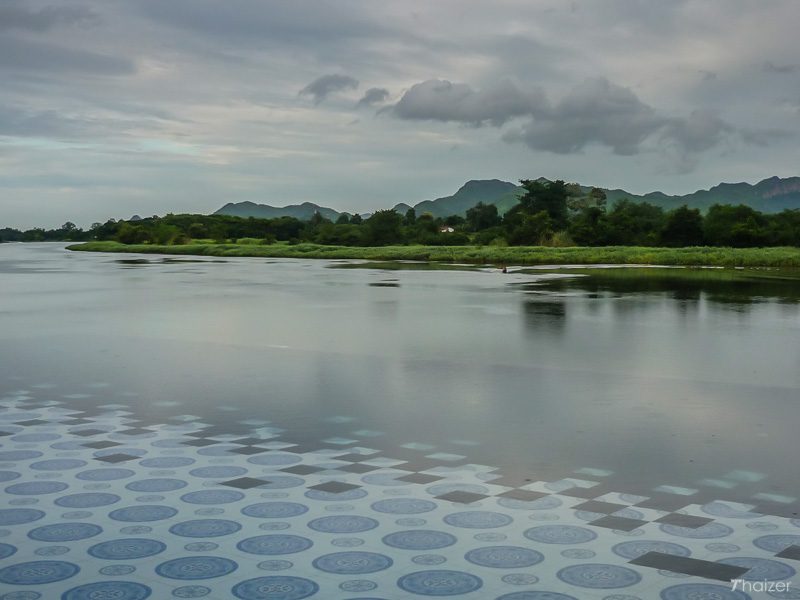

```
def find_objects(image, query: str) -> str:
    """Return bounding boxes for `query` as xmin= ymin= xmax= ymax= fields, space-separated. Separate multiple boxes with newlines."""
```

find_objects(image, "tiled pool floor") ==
xmin=2 ymin=389 xmax=800 ymax=599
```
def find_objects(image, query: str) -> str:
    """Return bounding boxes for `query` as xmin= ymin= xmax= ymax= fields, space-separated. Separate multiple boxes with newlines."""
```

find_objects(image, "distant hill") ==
xmin=598 ymin=176 xmax=800 ymax=213
xmin=211 ymin=176 xmax=800 ymax=222
xmin=406 ymin=179 xmax=523 ymax=217
xmin=215 ymin=201 xmax=340 ymax=221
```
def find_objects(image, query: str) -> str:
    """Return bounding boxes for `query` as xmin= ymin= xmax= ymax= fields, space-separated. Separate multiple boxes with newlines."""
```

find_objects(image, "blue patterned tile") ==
xmin=397 ymin=570 xmax=482 ymax=596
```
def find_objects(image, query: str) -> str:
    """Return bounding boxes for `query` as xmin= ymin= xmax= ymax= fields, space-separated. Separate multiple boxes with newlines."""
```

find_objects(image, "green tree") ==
xmin=365 ymin=209 xmax=404 ymax=246
xmin=508 ymin=211 xmax=555 ymax=246
xmin=660 ymin=205 xmax=704 ymax=247
xmin=404 ymin=207 xmax=416 ymax=225
xmin=465 ymin=202 xmax=501 ymax=231
xmin=517 ymin=179 xmax=569 ymax=228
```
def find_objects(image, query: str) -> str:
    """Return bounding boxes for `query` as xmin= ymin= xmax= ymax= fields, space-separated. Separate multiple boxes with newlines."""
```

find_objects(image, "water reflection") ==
xmin=522 ymin=267 xmax=800 ymax=307
xmin=522 ymin=298 xmax=566 ymax=334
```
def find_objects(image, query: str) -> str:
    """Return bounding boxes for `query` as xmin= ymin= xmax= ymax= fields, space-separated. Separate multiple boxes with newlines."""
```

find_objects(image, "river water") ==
xmin=2 ymin=242 xmax=800 ymax=512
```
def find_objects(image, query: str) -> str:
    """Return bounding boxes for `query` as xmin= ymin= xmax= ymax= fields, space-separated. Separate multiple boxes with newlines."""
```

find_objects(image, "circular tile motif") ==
xmin=189 ymin=466 xmax=247 ymax=479
xmin=717 ymin=557 xmax=796 ymax=581
xmin=524 ymin=525 xmax=598 ymax=545
xmin=659 ymin=522 xmax=734 ymax=539
xmin=500 ymin=574 xmax=540 ymax=586
xmin=313 ymin=551 xmax=393 ymax=574
xmin=659 ymin=583 xmax=751 ymax=600
xmin=383 ymin=530 xmax=457 ymax=551
xmin=28 ymin=523 xmax=102 ymax=542
xmin=76 ymin=468 xmax=135 ymax=481
xmin=339 ymin=580 xmax=377 ymax=592
xmin=413 ymin=555 xmax=447 ymax=565
xmin=120 ymin=526 xmax=152 ymax=535
xmin=15 ymin=433 xmax=60 ymax=442
xmin=304 ymin=488 xmax=367 ymax=501
xmin=246 ymin=453 xmax=302 ymax=466
xmin=0 ymin=471 xmax=21 ymax=483
xmin=0 ymin=451 xmax=42 ymax=461
xmin=30 ymin=459 xmax=86 ymax=471
xmin=135 ymin=494 xmax=165 ymax=503
xmin=612 ymin=540 xmax=692 ymax=560
xmin=172 ymin=586 xmax=210 ymax=598
xmin=9 ymin=498 xmax=39 ymax=506
xmin=260 ymin=522 xmax=290 ymax=531
xmin=497 ymin=593 xmax=579 ymax=600
xmin=557 ymin=564 xmax=642 ymax=589
xmin=397 ymin=518 xmax=427 ymax=526
xmin=0 ymin=543 xmax=17 ymax=559
xmin=88 ymin=538 xmax=166 ymax=560
xmin=561 ymin=548 xmax=596 ymax=559
xmin=61 ymin=581 xmax=152 ymax=600
xmin=308 ymin=516 xmax=379 ymax=534
xmin=185 ymin=542 xmax=218 ymax=552
xmin=753 ymin=534 xmax=800 ymax=552
xmin=0 ymin=508 xmax=45 ymax=526
xmin=237 ymin=535 xmax=314 ymax=555
xmin=5 ymin=481 xmax=68 ymax=495
xmin=332 ymin=538 xmax=365 ymax=547
xmin=231 ymin=576 xmax=319 ymax=600
xmin=397 ymin=570 xmax=482 ymax=596
xmin=465 ymin=546 xmax=544 ymax=569
xmin=109 ymin=505 xmax=178 ymax=522
xmin=140 ymin=457 xmax=195 ymax=468
xmin=181 ymin=490 xmax=245 ymax=505
xmin=126 ymin=479 xmax=188 ymax=493
xmin=746 ymin=521 xmax=778 ymax=531
xmin=371 ymin=498 xmax=437 ymax=514
xmin=258 ymin=561 xmax=293 ymax=571
xmin=170 ymin=519 xmax=242 ymax=538
xmin=99 ymin=565 xmax=136 ymax=575
xmin=443 ymin=511 xmax=513 ymax=529
xmin=474 ymin=532 xmax=506 ymax=542
xmin=156 ymin=556 xmax=238 ymax=580
xmin=35 ymin=546 xmax=70 ymax=556
xmin=701 ymin=502 xmax=760 ymax=519
xmin=55 ymin=493 xmax=121 ymax=508
xmin=0 ymin=593 xmax=41 ymax=600
xmin=242 ymin=502 xmax=309 ymax=519
xmin=705 ymin=543 xmax=741 ymax=553
xmin=0 ymin=561 xmax=79 ymax=585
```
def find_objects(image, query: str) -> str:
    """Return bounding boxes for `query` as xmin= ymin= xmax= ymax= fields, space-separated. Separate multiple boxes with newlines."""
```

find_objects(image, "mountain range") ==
xmin=214 ymin=176 xmax=800 ymax=220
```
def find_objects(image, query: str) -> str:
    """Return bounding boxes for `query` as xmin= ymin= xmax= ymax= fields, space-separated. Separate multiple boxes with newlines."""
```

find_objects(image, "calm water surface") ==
xmin=2 ymin=243 xmax=799 ymax=510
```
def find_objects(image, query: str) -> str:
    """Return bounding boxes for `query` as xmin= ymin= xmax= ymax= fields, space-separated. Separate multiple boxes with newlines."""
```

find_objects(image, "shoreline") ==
xmin=66 ymin=240 xmax=800 ymax=268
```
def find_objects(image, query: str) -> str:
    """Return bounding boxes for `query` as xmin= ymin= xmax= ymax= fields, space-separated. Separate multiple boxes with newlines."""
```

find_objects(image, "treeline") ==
xmin=5 ymin=179 xmax=800 ymax=248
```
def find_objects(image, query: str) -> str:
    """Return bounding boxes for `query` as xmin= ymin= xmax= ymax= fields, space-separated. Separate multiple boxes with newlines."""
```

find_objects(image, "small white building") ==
xmin=439 ymin=226 xmax=455 ymax=233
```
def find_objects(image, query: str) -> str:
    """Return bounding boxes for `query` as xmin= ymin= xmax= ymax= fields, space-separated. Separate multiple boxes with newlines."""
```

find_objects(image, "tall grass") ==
xmin=67 ymin=241 xmax=800 ymax=268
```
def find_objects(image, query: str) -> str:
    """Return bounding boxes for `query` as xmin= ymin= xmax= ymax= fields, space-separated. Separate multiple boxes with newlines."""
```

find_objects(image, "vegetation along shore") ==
xmin=67 ymin=241 xmax=800 ymax=268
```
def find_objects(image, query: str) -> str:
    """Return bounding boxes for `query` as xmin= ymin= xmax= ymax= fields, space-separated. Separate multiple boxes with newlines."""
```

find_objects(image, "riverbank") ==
xmin=66 ymin=240 xmax=800 ymax=267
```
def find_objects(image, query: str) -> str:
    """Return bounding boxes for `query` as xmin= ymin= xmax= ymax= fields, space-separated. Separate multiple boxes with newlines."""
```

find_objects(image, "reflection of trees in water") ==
xmin=519 ymin=268 xmax=800 ymax=309
xmin=522 ymin=299 xmax=567 ymax=334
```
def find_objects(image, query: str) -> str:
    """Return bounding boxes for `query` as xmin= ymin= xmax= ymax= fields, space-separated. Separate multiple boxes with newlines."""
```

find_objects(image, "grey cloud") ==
xmin=388 ymin=79 xmax=548 ymax=127
xmin=700 ymin=70 xmax=717 ymax=81
xmin=763 ymin=61 xmax=800 ymax=74
xmin=0 ymin=1 xmax=97 ymax=32
xmin=0 ymin=105 xmax=96 ymax=138
xmin=356 ymin=87 xmax=389 ymax=108
xmin=299 ymin=74 xmax=359 ymax=105
xmin=504 ymin=78 xmax=668 ymax=155
xmin=502 ymin=78 xmax=753 ymax=173
xmin=662 ymin=109 xmax=733 ymax=153
xmin=0 ymin=37 xmax=135 ymax=75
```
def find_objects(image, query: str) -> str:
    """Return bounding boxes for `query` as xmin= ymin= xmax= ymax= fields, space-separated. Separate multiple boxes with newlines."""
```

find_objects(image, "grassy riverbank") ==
xmin=66 ymin=240 xmax=800 ymax=267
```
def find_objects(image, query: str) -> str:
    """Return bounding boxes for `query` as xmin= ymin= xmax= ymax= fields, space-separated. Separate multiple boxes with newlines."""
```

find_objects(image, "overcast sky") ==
xmin=2 ymin=0 xmax=799 ymax=228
